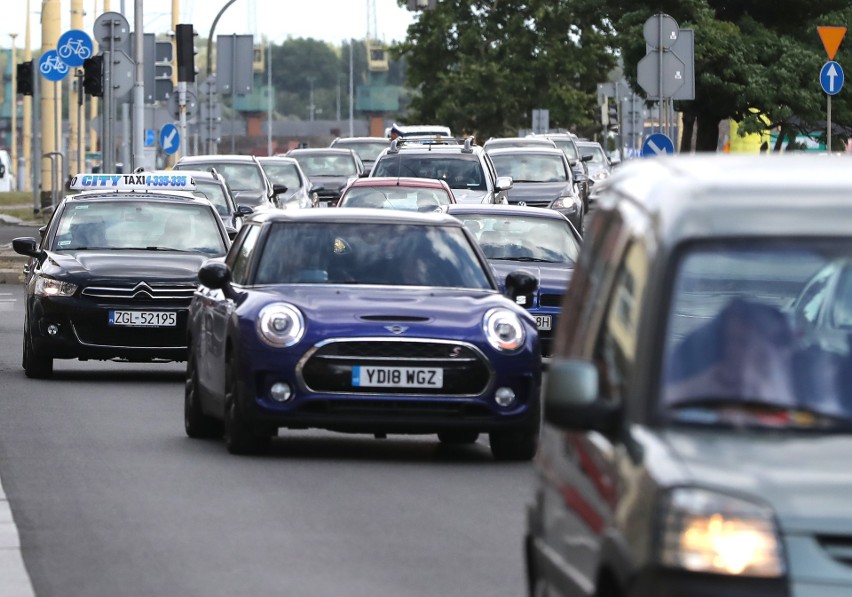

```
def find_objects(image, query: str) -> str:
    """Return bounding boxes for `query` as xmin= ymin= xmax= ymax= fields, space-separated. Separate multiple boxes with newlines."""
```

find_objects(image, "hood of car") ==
xmin=249 ymin=285 xmax=513 ymax=333
xmin=233 ymin=189 xmax=268 ymax=206
xmin=45 ymin=250 xmax=209 ymax=283
xmin=452 ymin=189 xmax=491 ymax=204
xmin=507 ymin=182 xmax=573 ymax=203
xmin=488 ymin=261 xmax=573 ymax=294
xmin=307 ymin=175 xmax=352 ymax=192
xmin=662 ymin=428 xmax=852 ymax=535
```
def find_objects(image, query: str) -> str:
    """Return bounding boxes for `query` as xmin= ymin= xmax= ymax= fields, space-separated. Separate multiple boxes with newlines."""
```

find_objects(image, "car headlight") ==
xmin=34 ymin=275 xmax=78 ymax=297
xmin=256 ymin=303 xmax=305 ymax=347
xmin=591 ymin=171 xmax=609 ymax=181
xmin=549 ymin=196 xmax=577 ymax=213
xmin=483 ymin=308 xmax=526 ymax=352
xmin=660 ymin=487 xmax=785 ymax=577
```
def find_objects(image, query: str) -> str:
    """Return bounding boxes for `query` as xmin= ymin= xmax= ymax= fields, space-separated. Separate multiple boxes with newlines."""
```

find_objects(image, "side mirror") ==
xmin=236 ymin=204 xmax=254 ymax=217
xmin=544 ymin=358 xmax=620 ymax=435
xmin=581 ymin=154 xmax=593 ymax=162
xmin=495 ymin=176 xmax=513 ymax=192
xmin=12 ymin=237 xmax=43 ymax=259
xmin=505 ymin=270 xmax=538 ymax=302
xmin=198 ymin=260 xmax=231 ymax=290
xmin=272 ymin=184 xmax=288 ymax=196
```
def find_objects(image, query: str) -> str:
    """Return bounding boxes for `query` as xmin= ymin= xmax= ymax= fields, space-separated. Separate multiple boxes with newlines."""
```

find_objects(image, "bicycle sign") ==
xmin=39 ymin=49 xmax=70 ymax=81
xmin=57 ymin=29 xmax=94 ymax=67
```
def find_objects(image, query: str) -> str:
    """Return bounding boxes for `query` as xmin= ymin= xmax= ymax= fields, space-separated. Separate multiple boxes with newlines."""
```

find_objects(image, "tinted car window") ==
xmin=661 ymin=240 xmax=852 ymax=428
xmin=254 ymin=222 xmax=492 ymax=288
xmin=53 ymin=200 xmax=227 ymax=255
xmin=229 ymin=224 xmax=262 ymax=285
xmin=260 ymin=162 xmax=303 ymax=189
xmin=489 ymin=154 xmax=568 ymax=183
xmin=194 ymin=180 xmax=231 ymax=216
xmin=372 ymin=155 xmax=486 ymax=190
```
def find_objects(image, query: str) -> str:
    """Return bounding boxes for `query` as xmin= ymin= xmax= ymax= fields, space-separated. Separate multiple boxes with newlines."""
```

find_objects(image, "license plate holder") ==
xmin=108 ymin=310 xmax=177 ymax=327
xmin=351 ymin=366 xmax=443 ymax=388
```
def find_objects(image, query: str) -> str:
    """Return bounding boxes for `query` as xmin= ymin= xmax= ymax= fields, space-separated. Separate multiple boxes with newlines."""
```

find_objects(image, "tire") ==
xmin=223 ymin=357 xmax=270 ymax=455
xmin=22 ymin=317 xmax=53 ymax=379
xmin=437 ymin=430 xmax=479 ymax=444
xmin=489 ymin=398 xmax=541 ymax=461
xmin=184 ymin=348 xmax=223 ymax=439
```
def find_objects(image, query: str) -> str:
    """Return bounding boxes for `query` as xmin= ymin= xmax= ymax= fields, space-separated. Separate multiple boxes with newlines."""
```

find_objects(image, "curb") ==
xmin=0 ymin=269 xmax=23 ymax=285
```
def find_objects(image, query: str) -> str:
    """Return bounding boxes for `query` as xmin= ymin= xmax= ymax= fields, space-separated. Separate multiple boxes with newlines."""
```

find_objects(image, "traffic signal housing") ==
xmin=175 ymin=24 xmax=196 ymax=83
xmin=607 ymin=98 xmax=619 ymax=131
xmin=82 ymin=55 xmax=104 ymax=97
xmin=16 ymin=61 xmax=34 ymax=96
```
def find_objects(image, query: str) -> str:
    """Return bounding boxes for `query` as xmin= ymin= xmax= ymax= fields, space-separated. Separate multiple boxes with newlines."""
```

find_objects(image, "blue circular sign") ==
xmin=160 ymin=124 xmax=181 ymax=155
xmin=38 ymin=49 xmax=70 ymax=82
xmin=641 ymin=133 xmax=675 ymax=158
xmin=57 ymin=29 xmax=94 ymax=68
xmin=820 ymin=61 xmax=845 ymax=96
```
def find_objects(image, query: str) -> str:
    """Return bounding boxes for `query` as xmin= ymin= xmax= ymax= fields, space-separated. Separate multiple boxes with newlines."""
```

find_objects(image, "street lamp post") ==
xmin=206 ymin=0 xmax=239 ymax=154
xmin=10 ymin=33 xmax=17 ymax=184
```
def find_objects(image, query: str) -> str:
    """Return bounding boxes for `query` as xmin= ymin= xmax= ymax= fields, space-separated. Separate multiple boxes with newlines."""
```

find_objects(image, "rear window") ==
xmin=373 ymin=155 xmax=486 ymax=191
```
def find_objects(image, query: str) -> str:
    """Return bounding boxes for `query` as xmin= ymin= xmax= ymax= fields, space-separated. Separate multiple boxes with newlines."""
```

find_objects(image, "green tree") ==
xmin=605 ymin=0 xmax=852 ymax=151
xmin=393 ymin=0 xmax=615 ymax=141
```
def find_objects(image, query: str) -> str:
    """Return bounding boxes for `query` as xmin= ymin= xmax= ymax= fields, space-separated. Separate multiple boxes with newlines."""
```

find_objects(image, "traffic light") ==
xmin=607 ymin=98 xmax=618 ymax=130
xmin=175 ymin=24 xmax=196 ymax=83
xmin=82 ymin=55 xmax=104 ymax=97
xmin=16 ymin=61 xmax=34 ymax=96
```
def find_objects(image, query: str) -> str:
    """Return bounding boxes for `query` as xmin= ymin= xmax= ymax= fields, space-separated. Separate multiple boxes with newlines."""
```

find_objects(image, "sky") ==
xmin=0 ymin=0 xmax=418 ymax=50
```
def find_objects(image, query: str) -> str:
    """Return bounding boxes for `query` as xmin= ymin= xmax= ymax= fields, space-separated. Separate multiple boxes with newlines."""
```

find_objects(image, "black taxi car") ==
xmin=12 ymin=172 xmax=230 ymax=378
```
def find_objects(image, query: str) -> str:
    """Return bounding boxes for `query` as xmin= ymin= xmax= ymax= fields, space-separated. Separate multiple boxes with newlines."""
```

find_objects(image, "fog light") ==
xmin=270 ymin=382 xmax=293 ymax=402
xmin=495 ymin=387 xmax=516 ymax=407
xmin=47 ymin=324 xmax=59 ymax=336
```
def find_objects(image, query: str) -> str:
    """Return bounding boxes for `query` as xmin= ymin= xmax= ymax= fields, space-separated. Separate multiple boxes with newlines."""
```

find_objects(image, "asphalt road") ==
xmin=0 ymin=221 xmax=41 ymax=246
xmin=0 ymin=285 xmax=535 ymax=597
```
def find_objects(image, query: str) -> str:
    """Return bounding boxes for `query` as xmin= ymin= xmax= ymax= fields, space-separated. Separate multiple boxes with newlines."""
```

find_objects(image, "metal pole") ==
xmin=828 ymin=95 xmax=832 ymax=153
xmin=206 ymin=0 xmax=239 ymax=77
xmin=348 ymin=39 xmax=353 ymax=137
xmin=193 ymin=79 xmax=199 ymax=156
xmin=658 ymin=14 xmax=663 ymax=135
xmin=103 ymin=48 xmax=113 ymax=171
xmin=32 ymin=56 xmax=40 ymax=213
xmin=267 ymin=39 xmax=272 ymax=156
xmin=132 ymin=0 xmax=145 ymax=169
xmin=10 ymin=33 xmax=18 ymax=185
xmin=54 ymin=81 xmax=60 ymax=199
xmin=77 ymin=69 xmax=84 ymax=174
xmin=178 ymin=80 xmax=188 ymax=157
xmin=231 ymin=34 xmax=236 ymax=153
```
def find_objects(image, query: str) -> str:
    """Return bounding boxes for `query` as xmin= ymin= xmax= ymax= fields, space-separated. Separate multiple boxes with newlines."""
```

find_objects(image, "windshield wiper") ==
xmin=489 ymin=256 xmax=555 ymax=262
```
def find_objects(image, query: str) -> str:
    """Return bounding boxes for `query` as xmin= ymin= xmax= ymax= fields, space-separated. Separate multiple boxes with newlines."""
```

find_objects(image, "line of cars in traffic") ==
xmin=13 ymin=137 xmax=852 ymax=594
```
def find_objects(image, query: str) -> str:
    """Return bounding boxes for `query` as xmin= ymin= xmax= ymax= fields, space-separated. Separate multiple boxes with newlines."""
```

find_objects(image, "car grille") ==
xmin=539 ymin=293 xmax=562 ymax=308
xmin=72 ymin=282 xmax=195 ymax=348
xmin=299 ymin=339 xmax=491 ymax=396
xmin=512 ymin=199 xmax=551 ymax=208
xmin=818 ymin=535 xmax=852 ymax=568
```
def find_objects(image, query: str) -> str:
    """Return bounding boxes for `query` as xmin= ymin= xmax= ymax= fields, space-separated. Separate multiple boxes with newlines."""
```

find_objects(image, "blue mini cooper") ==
xmin=185 ymin=208 xmax=542 ymax=460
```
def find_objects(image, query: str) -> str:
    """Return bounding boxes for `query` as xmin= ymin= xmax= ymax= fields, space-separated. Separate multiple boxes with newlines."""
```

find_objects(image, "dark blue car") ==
xmin=446 ymin=205 xmax=581 ymax=360
xmin=185 ymin=208 xmax=542 ymax=460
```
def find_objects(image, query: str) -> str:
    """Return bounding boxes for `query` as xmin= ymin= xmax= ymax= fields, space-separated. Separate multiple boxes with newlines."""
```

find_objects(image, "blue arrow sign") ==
xmin=642 ymin=133 xmax=674 ymax=158
xmin=159 ymin=124 xmax=180 ymax=155
xmin=145 ymin=129 xmax=156 ymax=147
xmin=38 ymin=49 xmax=70 ymax=82
xmin=57 ymin=29 xmax=94 ymax=68
xmin=820 ymin=61 xmax=844 ymax=95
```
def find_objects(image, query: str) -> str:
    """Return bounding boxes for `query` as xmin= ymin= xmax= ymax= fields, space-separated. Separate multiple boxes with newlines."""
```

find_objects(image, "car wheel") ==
xmin=437 ymin=430 xmax=479 ymax=444
xmin=223 ymin=357 xmax=270 ymax=455
xmin=184 ymin=347 xmax=223 ymax=439
xmin=489 ymin=399 xmax=541 ymax=461
xmin=22 ymin=315 xmax=52 ymax=379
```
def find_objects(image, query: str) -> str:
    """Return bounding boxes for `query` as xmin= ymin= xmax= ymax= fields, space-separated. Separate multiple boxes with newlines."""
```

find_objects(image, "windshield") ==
xmin=549 ymin=138 xmax=579 ymax=160
xmin=176 ymin=162 xmax=264 ymax=192
xmin=52 ymin=200 xmax=227 ymax=255
xmin=260 ymin=162 xmax=303 ymax=189
xmin=579 ymin=145 xmax=608 ymax=166
xmin=459 ymin=214 xmax=579 ymax=264
xmin=194 ymin=180 xmax=231 ymax=216
xmin=293 ymin=154 xmax=359 ymax=177
xmin=254 ymin=222 xmax=492 ymax=288
xmin=340 ymin=185 xmax=452 ymax=211
xmin=372 ymin=155 xmax=486 ymax=191
xmin=661 ymin=241 xmax=852 ymax=430
xmin=333 ymin=141 xmax=389 ymax=163
xmin=489 ymin=154 xmax=568 ymax=183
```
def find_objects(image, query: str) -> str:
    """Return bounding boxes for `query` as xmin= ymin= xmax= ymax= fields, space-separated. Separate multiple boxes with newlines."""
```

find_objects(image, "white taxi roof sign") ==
xmin=69 ymin=172 xmax=196 ymax=192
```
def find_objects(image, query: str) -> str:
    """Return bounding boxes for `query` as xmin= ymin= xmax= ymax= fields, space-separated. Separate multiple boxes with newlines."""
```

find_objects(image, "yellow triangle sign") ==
xmin=818 ymin=26 xmax=847 ymax=60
